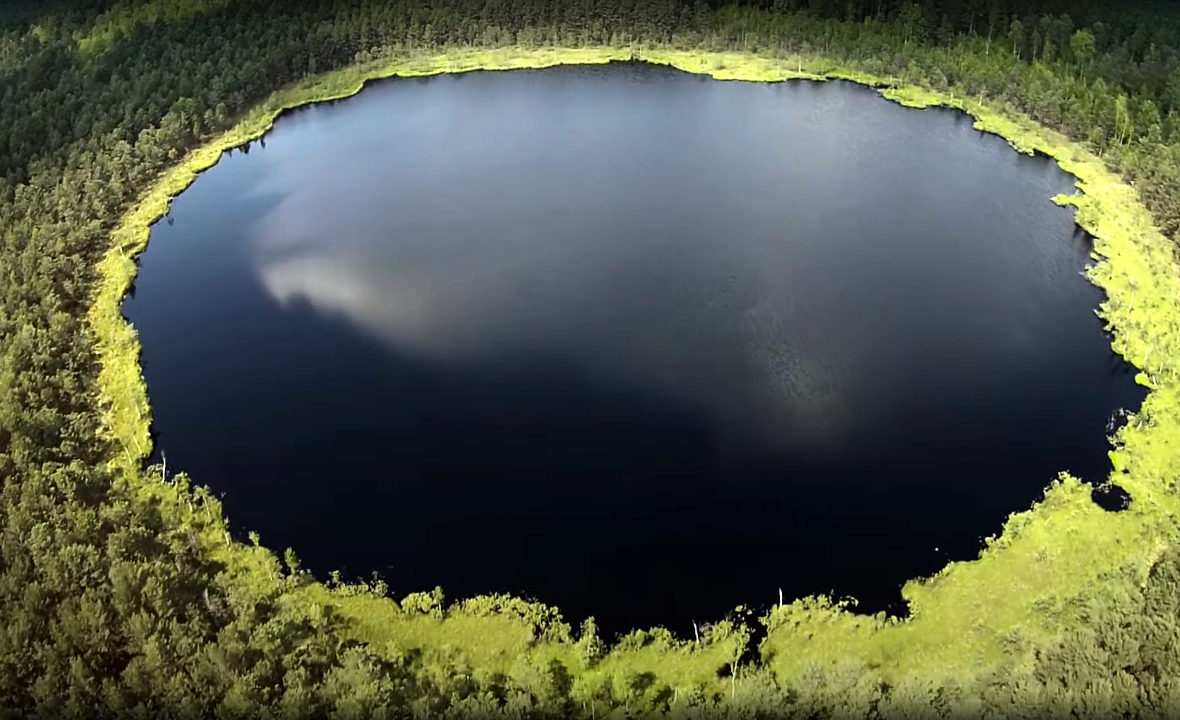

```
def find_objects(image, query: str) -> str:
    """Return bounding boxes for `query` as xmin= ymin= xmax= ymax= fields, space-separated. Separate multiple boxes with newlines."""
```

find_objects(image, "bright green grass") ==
xmin=88 ymin=45 xmax=1180 ymax=699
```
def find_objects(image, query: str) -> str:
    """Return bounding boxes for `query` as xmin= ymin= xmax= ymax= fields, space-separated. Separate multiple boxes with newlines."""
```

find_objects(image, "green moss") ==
xmin=88 ymin=45 xmax=1180 ymax=697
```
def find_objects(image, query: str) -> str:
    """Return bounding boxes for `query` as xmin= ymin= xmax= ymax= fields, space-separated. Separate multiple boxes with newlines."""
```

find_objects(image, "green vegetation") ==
xmin=77 ymin=0 xmax=235 ymax=57
xmin=5 ymin=0 xmax=1180 ymax=716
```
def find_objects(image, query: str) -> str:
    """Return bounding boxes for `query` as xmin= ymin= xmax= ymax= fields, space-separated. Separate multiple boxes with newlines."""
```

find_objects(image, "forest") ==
xmin=3 ymin=0 xmax=1180 ymax=716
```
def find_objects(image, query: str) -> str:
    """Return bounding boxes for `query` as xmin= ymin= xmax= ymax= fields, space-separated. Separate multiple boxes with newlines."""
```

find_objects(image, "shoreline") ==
xmin=86 ymin=44 xmax=1180 ymax=688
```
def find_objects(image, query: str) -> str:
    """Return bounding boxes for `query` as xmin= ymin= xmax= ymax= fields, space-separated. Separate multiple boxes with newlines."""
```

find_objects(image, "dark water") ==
xmin=126 ymin=62 xmax=1144 ymax=634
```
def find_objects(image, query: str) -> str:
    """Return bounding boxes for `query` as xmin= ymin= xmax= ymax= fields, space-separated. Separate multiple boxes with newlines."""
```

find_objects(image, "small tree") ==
xmin=1008 ymin=18 xmax=1024 ymax=59
xmin=1115 ymin=94 xmax=1134 ymax=145
xmin=1070 ymin=29 xmax=1095 ymax=75
xmin=898 ymin=2 xmax=925 ymax=46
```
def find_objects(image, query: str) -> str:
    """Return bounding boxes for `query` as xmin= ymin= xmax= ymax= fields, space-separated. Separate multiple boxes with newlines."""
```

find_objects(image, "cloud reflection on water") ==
xmin=252 ymin=189 xmax=858 ymax=457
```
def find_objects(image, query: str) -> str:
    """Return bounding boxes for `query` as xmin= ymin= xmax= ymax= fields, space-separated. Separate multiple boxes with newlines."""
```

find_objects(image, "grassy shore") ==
xmin=87 ymin=44 xmax=1180 ymax=700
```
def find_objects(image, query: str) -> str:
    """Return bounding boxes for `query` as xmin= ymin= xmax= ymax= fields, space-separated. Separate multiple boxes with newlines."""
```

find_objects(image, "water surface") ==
xmin=126 ymin=62 xmax=1144 ymax=633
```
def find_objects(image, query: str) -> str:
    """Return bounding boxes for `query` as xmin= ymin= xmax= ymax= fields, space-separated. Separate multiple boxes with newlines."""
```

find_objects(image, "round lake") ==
xmin=125 ymin=62 xmax=1145 ymax=634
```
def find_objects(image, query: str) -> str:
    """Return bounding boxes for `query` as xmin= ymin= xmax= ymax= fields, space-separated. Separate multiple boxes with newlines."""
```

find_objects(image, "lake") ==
xmin=125 ymin=61 xmax=1145 ymax=634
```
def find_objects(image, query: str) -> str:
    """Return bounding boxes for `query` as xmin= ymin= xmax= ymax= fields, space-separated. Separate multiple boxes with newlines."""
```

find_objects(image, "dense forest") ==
xmin=3 ymin=0 xmax=1180 ymax=716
